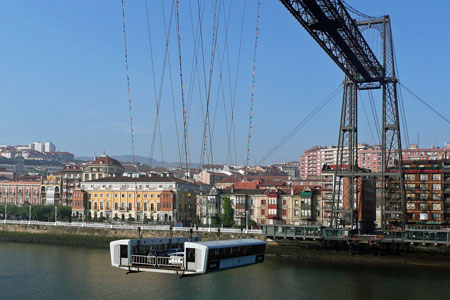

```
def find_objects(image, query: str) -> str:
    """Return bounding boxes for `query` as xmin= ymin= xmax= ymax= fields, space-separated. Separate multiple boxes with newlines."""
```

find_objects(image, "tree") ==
xmin=220 ymin=197 xmax=235 ymax=227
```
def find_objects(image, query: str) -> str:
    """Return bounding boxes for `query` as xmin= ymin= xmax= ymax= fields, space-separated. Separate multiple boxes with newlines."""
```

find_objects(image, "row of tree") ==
xmin=1 ymin=204 xmax=72 ymax=222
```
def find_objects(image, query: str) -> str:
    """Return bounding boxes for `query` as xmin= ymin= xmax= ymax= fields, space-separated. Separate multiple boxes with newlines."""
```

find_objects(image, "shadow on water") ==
xmin=0 ymin=242 xmax=449 ymax=300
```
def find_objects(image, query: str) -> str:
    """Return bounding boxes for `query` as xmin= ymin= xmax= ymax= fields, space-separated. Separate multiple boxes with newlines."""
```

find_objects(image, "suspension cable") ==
xmin=246 ymin=0 xmax=261 ymax=167
xmin=200 ymin=0 xmax=221 ymax=166
xmin=400 ymin=82 xmax=450 ymax=126
xmin=120 ymin=0 xmax=136 ymax=165
xmin=175 ymin=0 xmax=190 ymax=171
xmin=257 ymin=84 xmax=343 ymax=165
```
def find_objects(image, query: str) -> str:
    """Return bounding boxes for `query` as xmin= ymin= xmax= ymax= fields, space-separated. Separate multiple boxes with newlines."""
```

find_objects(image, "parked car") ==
xmin=168 ymin=252 xmax=184 ymax=266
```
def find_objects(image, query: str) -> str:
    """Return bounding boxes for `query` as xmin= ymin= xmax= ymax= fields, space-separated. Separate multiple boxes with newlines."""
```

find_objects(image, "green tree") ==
xmin=220 ymin=197 xmax=235 ymax=227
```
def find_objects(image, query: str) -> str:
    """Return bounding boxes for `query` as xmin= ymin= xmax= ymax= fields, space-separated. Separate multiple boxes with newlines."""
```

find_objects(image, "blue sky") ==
xmin=1 ymin=0 xmax=449 ymax=165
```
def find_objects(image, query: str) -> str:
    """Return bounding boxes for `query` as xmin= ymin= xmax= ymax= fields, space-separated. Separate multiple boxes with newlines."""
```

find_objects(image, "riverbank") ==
xmin=2 ymin=223 xmax=450 ymax=268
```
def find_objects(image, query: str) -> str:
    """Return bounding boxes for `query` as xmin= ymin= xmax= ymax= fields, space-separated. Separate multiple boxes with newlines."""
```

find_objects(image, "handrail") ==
xmin=1 ymin=220 xmax=263 ymax=235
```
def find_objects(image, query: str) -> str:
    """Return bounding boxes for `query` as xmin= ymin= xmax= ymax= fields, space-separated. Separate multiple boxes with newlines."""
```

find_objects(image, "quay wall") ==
xmin=2 ymin=223 xmax=450 ymax=267
xmin=0 ymin=223 xmax=260 ymax=248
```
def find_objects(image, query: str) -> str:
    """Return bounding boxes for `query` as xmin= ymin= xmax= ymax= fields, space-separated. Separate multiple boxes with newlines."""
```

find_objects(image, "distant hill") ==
xmin=75 ymin=155 xmax=200 ymax=169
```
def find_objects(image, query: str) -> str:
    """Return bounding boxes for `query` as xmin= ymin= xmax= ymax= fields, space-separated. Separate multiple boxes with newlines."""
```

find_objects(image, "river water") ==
xmin=1 ymin=242 xmax=449 ymax=300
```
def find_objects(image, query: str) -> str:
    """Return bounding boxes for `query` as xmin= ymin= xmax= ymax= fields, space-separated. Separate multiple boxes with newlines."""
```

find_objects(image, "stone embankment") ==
xmin=0 ymin=223 xmax=260 ymax=248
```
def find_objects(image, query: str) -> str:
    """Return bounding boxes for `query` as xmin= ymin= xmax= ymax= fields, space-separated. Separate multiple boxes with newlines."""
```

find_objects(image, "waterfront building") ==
xmin=72 ymin=189 xmax=87 ymax=219
xmin=444 ymin=161 xmax=450 ymax=224
xmin=40 ymin=174 xmax=62 ymax=205
xmin=79 ymin=176 xmax=198 ymax=224
xmin=197 ymin=187 xmax=222 ymax=226
xmin=82 ymin=154 xmax=124 ymax=181
xmin=0 ymin=179 xmax=42 ymax=205
xmin=59 ymin=165 xmax=82 ymax=206
xmin=393 ymin=160 xmax=446 ymax=225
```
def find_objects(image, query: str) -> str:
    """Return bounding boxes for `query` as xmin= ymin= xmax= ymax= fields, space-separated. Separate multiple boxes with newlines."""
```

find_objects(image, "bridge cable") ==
xmin=399 ymin=82 xmax=450 ymax=126
xmin=144 ymin=0 xmax=183 ymax=170
xmin=200 ymin=0 xmax=221 ymax=166
xmin=175 ymin=0 xmax=190 ymax=171
xmin=120 ymin=0 xmax=136 ymax=166
xmin=229 ymin=0 xmax=247 ymax=167
xmin=257 ymin=84 xmax=343 ymax=165
xmin=246 ymin=0 xmax=261 ymax=167
xmin=211 ymin=0 xmax=233 ymax=165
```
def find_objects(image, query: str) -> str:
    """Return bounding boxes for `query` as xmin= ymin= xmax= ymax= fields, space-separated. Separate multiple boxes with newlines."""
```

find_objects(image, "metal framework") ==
xmin=279 ymin=0 xmax=405 ymax=230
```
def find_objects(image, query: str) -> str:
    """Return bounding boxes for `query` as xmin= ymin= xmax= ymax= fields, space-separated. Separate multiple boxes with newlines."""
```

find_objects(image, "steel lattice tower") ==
xmin=279 ymin=1 xmax=406 ymax=230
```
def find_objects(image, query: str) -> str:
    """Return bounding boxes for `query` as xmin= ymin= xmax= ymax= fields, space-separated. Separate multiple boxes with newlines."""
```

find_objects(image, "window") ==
xmin=151 ymin=194 xmax=155 ymax=198
xmin=419 ymin=203 xmax=428 ymax=210
xmin=294 ymin=209 xmax=299 ymax=216
xmin=150 ymin=203 xmax=154 ymax=211
xmin=406 ymin=203 xmax=415 ymax=210
xmin=144 ymin=202 xmax=148 ymax=211
xmin=115 ymin=193 xmax=118 ymax=198
xmin=405 ymin=184 xmax=415 ymax=191
xmin=419 ymin=184 xmax=428 ymax=191
xmin=144 ymin=194 xmax=148 ymax=199
xmin=268 ymin=209 xmax=277 ymax=215
xmin=137 ymin=203 xmax=141 ymax=211
xmin=261 ymin=209 xmax=265 ymax=215
xmin=406 ymin=193 xmax=415 ymax=200
xmin=100 ymin=202 xmax=104 ymax=210
xmin=106 ymin=202 xmax=110 ymax=209
xmin=295 ymin=200 xmax=299 ymax=206
xmin=100 ymin=194 xmax=103 ymax=198
xmin=261 ymin=200 xmax=266 ymax=205
xmin=419 ymin=213 xmax=428 ymax=221
xmin=128 ymin=203 xmax=132 ymax=210
xmin=94 ymin=202 xmax=98 ymax=210
xmin=432 ymin=213 xmax=441 ymax=221
xmin=419 ymin=174 xmax=428 ymax=181
xmin=282 ymin=210 xmax=287 ymax=216
xmin=115 ymin=202 xmax=118 ymax=210
xmin=420 ymin=193 xmax=428 ymax=200
xmin=186 ymin=248 xmax=195 ymax=263
xmin=106 ymin=193 xmax=110 ymax=198
xmin=405 ymin=174 xmax=415 ymax=181
xmin=432 ymin=184 xmax=441 ymax=191
xmin=432 ymin=174 xmax=441 ymax=181
xmin=282 ymin=199 xmax=286 ymax=205
xmin=432 ymin=193 xmax=441 ymax=200
xmin=432 ymin=203 xmax=442 ymax=211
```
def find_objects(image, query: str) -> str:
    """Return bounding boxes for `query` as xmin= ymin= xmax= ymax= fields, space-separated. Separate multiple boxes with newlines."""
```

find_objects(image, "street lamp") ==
xmin=54 ymin=206 xmax=57 ymax=224
xmin=29 ymin=205 xmax=31 ymax=223
xmin=4 ymin=202 xmax=6 ymax=224
xmin=246 ymin=210 xmax=249 ymax=231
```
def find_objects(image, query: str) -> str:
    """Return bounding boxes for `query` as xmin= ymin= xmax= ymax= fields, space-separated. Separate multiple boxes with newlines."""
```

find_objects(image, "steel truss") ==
xmin=279 ymin=0 xmax=405 ymax=230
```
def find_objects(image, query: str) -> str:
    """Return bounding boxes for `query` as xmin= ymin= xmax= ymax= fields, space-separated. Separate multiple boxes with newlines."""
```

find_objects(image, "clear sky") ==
xmin=1 ymin=0 xmax=449 ymax=165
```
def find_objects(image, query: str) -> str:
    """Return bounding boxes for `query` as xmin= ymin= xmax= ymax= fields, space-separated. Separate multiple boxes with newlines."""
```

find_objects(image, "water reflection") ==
xmin=0 ymin=242 xmax=449 ymax=300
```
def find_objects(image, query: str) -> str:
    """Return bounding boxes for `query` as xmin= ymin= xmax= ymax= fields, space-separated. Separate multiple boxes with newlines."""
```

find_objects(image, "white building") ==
xmin=29 ymin=141 xmax=55 ymax=153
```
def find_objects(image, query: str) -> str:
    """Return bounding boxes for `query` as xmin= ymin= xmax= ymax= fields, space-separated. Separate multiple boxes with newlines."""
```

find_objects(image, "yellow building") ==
xmin=80 ymin=176 xmax=199 ymax=224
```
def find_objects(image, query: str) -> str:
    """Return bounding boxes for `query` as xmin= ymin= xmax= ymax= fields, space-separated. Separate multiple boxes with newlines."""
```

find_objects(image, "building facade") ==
xmin=40 ymin=174 xmax=62 ymax=205
xmin=82 ymin=154 xmax=125 ymax=182
xmin=79 ymin=176 xmax=198 ymax=224
xmin=60 ymin=165 xmax=82 ymax=206
xmin=0 ymin=180 xmax=41 ymax=205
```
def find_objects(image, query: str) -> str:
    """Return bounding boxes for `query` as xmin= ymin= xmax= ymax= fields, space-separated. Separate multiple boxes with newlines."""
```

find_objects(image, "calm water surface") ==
xmin=1 ymin=242 xmax=449 ymax=300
